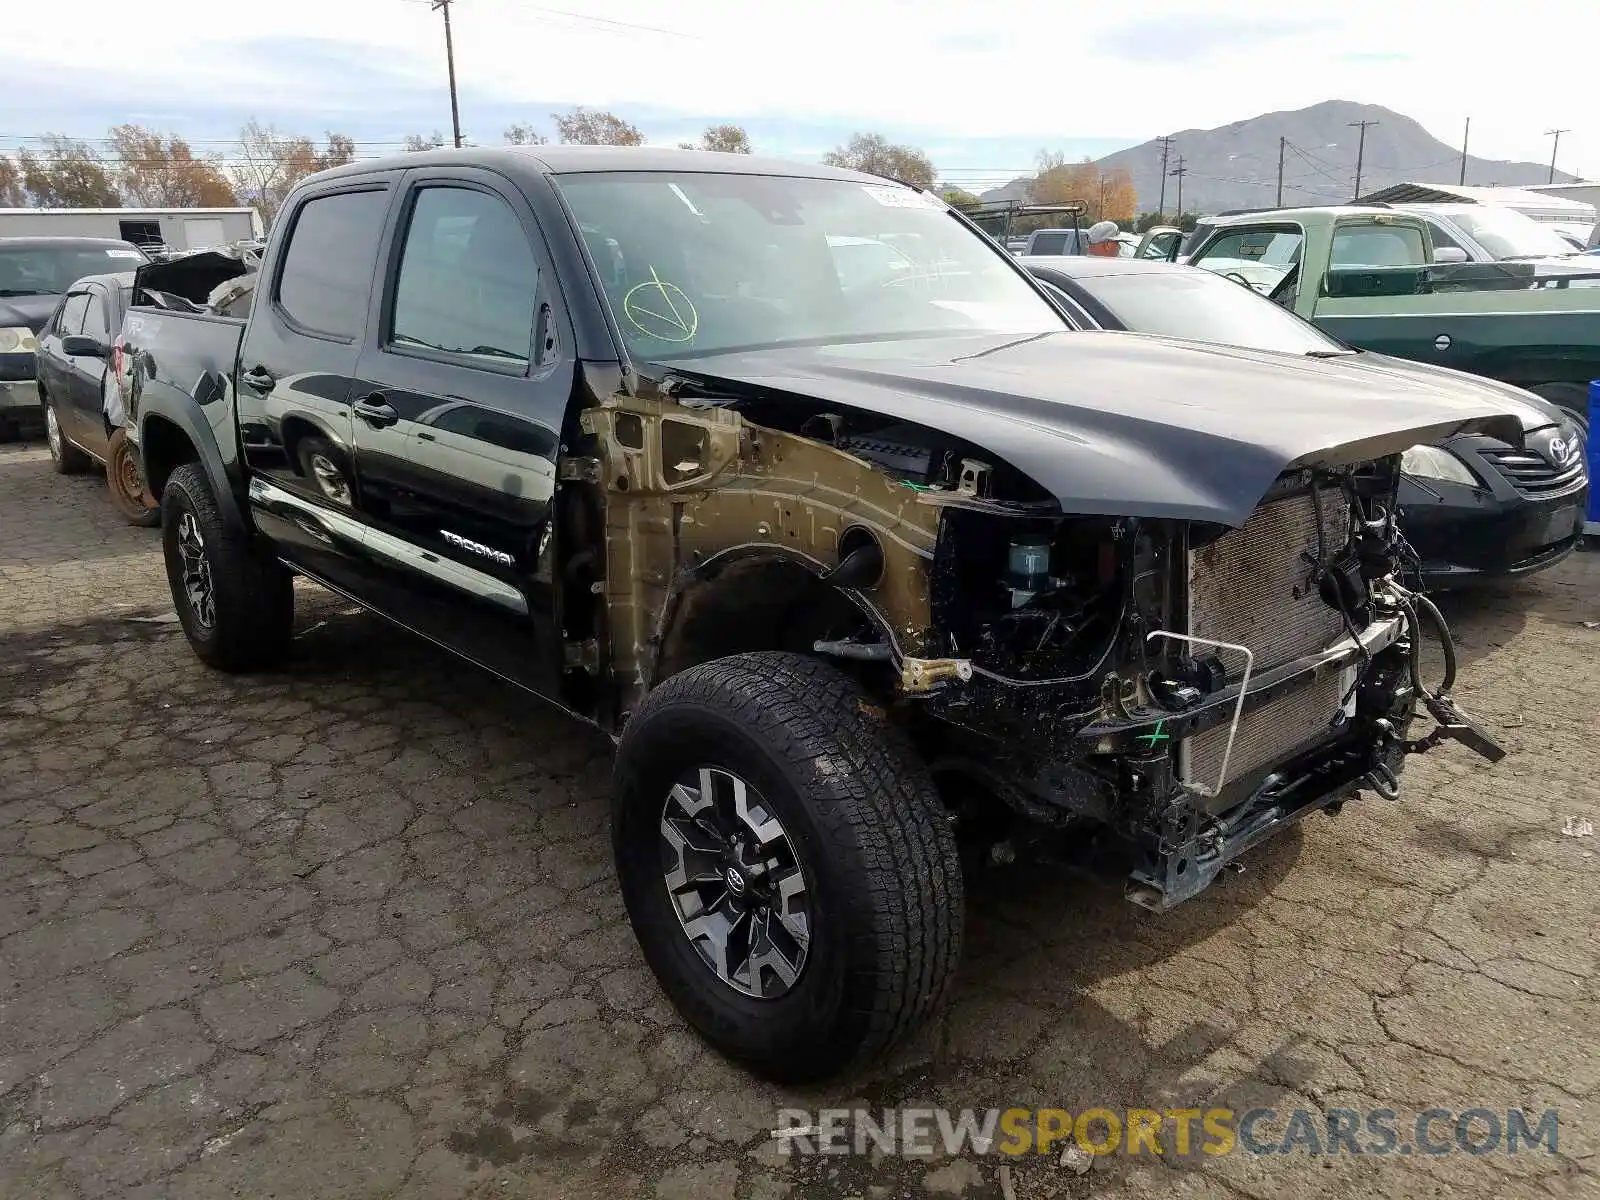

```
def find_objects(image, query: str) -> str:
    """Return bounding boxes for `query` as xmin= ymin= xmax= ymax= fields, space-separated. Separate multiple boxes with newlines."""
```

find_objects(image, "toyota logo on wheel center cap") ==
xmin=725 ymin=867 xmax=747 ymax=896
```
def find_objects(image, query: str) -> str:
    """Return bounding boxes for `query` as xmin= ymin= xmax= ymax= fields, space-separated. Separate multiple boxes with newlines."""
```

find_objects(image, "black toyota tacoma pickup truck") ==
xmin=125 ymin=147 xmax=1513 ymax=1082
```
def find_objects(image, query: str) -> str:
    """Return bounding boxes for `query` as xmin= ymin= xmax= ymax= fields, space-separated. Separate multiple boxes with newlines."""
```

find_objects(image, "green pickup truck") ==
xmin=1180 ymin=206 xmax=1600 ymax=428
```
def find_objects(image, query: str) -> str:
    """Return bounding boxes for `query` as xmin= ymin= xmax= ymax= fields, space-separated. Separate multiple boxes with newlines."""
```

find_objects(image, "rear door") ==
xmin=237 ymin=174 xmax=400 ymax=591
xmin=344 ymin=167 xmax=573 ymax=694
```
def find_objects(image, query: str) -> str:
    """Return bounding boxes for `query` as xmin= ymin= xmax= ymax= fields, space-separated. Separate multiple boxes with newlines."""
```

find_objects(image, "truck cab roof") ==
xmin=312 ymin=145 xmax=894 ymax=186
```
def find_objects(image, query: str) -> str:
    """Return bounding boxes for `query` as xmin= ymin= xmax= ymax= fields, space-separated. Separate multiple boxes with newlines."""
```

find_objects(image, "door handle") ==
xmin=241 ymin=364 xmax=276 ymax=392
xmin=353 ymin=393 xmax=399 ymax=428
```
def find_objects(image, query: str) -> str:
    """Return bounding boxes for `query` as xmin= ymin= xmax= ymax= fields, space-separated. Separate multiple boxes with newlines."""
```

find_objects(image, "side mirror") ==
xmin=61 ymin=334 xmax=108 ymax=358
xmin=1431 ymin=246 xmax=1470 ymax=264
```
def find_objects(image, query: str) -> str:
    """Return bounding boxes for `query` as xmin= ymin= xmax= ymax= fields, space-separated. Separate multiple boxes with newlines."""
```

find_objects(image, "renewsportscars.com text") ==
xmin=773 ymin=1106 xmax=1560 ymax=1158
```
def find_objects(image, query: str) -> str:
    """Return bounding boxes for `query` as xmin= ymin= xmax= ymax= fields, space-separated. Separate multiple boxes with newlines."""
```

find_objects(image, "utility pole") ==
xmin=1155 ymin=135 xmax=1174 ymax=219
xmin=1276 ymin=136 xmax=1286 ymax=206
xmin=1169 ymin=156 xmax=1188 ymax=221
xmin=1099 ymin=177 xmax=1109 ymax=220
xmin=1348 ymin=119 xmax=1378 ymax=200
xmin=1546 ymin=129 xmax=1569 ymax=183
xmin=432 ymin=0 xmax=463 ymax=148
xmin=1459 ymin=117 xmax=1470 ymax=185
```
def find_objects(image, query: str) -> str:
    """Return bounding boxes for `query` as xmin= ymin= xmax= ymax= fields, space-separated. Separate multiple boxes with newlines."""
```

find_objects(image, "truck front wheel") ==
xmin=612 ymin=651 xmax=963 ymax=1082
xmin=161 ymin=462 xmax=294 ymax=671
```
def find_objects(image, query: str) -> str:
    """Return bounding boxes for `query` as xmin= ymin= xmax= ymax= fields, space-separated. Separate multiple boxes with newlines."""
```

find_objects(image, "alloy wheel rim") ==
xmin=659 ymin=766 xmax=811 ymax=999
xmin=176 ymin=511 xmax=216 ymax=629
xmin=309 ymin=453 xmax=352 ymax=506
xmin=45 ymin=406 xmax=61 ymax=459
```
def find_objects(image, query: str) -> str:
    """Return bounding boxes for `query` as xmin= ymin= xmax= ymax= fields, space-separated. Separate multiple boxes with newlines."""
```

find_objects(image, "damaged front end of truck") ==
xmin=562 ymin=347 xmax=1511 ymax=911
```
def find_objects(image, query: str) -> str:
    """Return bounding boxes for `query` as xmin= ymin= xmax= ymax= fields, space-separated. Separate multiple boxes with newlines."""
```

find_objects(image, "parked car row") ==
xmin=1 ymin=236 xmax=267 ymax=524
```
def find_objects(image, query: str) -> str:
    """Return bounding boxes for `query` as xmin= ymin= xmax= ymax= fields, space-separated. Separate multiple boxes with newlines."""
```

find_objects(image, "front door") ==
xmin=69 ymin=284 xmax=115 ymax=457
xmin=346 ymin=169 xmax=572 ymax=695
xmin=39 ymin=291 xmax=90 ymax=444
xmin=236 ymin=176 xmax=399 ymax=593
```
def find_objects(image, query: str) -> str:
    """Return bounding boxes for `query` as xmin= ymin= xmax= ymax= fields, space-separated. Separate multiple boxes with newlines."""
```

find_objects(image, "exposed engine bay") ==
xmin=569 ymin=375 xmax=1506 ymax=911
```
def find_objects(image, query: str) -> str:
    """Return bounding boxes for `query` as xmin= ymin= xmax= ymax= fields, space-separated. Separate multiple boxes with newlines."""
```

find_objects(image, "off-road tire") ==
xmin=106 ymin=429 xmax=160 ymax=527
xmin=613 ymin=651 xmax=963 ymax=1082
xmin=1527 ymin=382 xmax=1590 ymax=436
xmin=45 ymin=396 xmax=91 ymax=474
xmin=161 ymin=462 xmax=294 ymax=671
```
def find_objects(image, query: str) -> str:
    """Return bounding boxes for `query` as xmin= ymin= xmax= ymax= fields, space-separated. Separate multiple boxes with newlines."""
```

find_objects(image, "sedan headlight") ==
xmin=0 ymin=326 xmax=38 ymax=354
xmin=1401 ymin=444 xmax=1479 ymax=486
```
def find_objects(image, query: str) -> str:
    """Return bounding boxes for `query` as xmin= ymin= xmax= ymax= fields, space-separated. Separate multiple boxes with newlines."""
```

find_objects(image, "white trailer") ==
xmin=0 ymin=207 xmax=263 ymax=251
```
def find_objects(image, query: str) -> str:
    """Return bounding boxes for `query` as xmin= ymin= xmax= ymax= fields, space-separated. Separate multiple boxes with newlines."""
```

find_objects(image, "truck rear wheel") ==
xmin=160 ymin=463 xmax=294 ymax=671
xmin=612 ymin=651 xmax=963 ymax=1082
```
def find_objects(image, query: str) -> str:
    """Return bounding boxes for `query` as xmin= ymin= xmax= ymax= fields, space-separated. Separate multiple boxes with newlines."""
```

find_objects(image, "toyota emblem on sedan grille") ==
xmin=1547 ymin=435 xmax=1578 ymax=467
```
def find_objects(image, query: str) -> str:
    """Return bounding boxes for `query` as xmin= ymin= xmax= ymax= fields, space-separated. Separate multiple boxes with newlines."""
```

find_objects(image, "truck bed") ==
xmin=122 ymin=305 xmax=245 ymax=455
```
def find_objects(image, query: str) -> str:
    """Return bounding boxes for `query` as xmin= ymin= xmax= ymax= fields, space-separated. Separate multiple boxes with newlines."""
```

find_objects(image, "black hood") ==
xmin=1331 ymin=352 xmax=1565 ymax=433
xmin=662 ymin=330 xmax=1525 ymax=527
xmin=0 ymin=294 xmax=61 ymax=334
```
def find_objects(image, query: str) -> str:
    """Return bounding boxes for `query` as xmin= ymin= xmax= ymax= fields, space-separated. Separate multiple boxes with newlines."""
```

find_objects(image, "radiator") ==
xmin=1184 ymin=487 xmax=1354 ymax=791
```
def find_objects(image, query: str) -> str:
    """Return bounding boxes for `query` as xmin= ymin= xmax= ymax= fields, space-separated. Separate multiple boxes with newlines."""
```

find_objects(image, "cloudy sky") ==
xmin=4 ymin=0 xmax=1590 ymax=191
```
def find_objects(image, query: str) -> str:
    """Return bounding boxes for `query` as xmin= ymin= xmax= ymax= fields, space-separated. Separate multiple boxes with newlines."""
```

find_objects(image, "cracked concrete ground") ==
xmin=1 ymin=439 xmax=1596 ymax=1200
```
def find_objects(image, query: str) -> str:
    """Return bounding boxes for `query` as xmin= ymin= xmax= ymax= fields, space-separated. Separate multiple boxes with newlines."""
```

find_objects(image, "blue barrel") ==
xmin=1590 ymin=381 xmax=1600 ymax=534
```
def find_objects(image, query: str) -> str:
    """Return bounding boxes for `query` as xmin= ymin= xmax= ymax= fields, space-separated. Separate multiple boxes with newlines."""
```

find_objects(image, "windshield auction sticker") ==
xmin=861 ymin=185 xmax=942 ymax=209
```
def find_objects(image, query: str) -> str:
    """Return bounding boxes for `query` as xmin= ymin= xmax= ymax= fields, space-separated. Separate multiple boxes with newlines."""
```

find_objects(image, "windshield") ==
xmin=1081 ymin=268 xmax=1346 ymax=355
xmin=0 ymin=244 xmax=146 ymax=296
xmin=554 ymin=171 xmax=1064 ymax=359
xmin=1446 ymin=207 xmax=1578 ymax=259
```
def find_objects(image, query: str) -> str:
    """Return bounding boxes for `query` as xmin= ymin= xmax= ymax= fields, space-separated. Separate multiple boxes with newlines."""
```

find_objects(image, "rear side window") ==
xmin=84 ymin=294 xmax=110 ymax=341
xmin=390 ymin=186 xmax=538 ymax=366
xmin=276 ymin=189 xmax=388 ymax=339
xmin=1330 ymin=223 xmax=1426 ymax=268
xmin=57 ymin=293 xmax=90 ymax=336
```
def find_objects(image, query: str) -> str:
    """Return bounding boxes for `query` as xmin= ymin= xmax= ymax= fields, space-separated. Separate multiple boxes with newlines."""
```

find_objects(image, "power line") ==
xmin=404 ymin=0 xmax=693 ymax=39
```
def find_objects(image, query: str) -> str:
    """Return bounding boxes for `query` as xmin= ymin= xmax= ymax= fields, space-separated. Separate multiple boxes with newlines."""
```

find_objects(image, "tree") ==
xmin=504 ymin=123 xmax=548 ymax=146
xmin=0 ymin=157 xmax=23 ymax=207
xmin=821 ymin=133 xmax=936 ymax=189
xmin=1030 ymin=153 xmax=1136 ymax=224
xmin=232 ymin=121 xmax=357 ymax=224
xmin=699 ymin=124 xmax=751 ymax=154
xmin=107 ymin=125 xmax=236 ymax=207
xmin=1098 ymin=168 xmax=1137 ymax=224
xmin=552 ymin=107 xmax=643 ymax=146
xmin=940 ymin=186 xmax=981 ymax=208
xmin=402 ymin=132 xmax=446 ymax=152
xmin=16 ymin=136 xmax=120 ymax=207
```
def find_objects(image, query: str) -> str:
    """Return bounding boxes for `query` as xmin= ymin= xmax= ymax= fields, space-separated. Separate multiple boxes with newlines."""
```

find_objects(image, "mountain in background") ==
xmin=981 ymin=100 xmax=1576 ymax=214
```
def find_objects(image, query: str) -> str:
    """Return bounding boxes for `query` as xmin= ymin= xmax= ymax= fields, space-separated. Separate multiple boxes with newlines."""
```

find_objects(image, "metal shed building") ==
xmin=0 ymin=207 xmax=263 ymax=251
